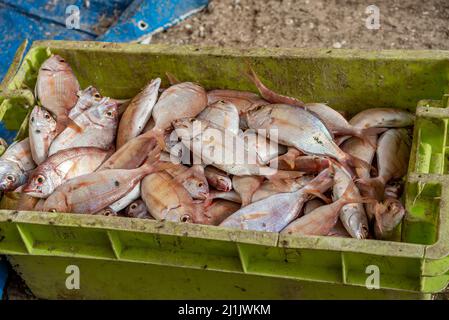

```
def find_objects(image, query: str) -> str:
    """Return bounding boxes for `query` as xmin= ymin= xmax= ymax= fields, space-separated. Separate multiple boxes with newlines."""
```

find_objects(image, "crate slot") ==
xmin=403 ymin=182 xmax=442 ymax=244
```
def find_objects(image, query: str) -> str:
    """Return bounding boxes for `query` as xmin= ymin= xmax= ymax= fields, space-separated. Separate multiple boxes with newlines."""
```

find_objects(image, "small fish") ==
xmin=349 ymin=108 xmax=415 ymax=129
xmin=358 ymin=129 xmax=411 ymax=199
xmin=246 ymin=104 xmax=368 ymax=175
xmin=0 ymin=138 xmax=36 ymax=191
xmin=23 ymin=147 xmax=112 ymax=198
xmin=49 ymin=99 xmax=119 ymax=155
xmin=68 ymin=86 xmax=102 ymax=120
xmin=116 ymin=78 xmax=161 ymax=148
xmin=282 ymin=186 xmax=371 ymax=236
xmin=251 ymin=176 xmax=313 ymax=202
xmin=35 ymin=55 xmax=80 ymax=124
xmin=232 ymin=175 xmax=264 ymax=206
xmin=204 ymin=166 xmax=232 ymax=192
xmin=197 ymin=199 xmax=241 ymax=225
xmin=29 ymin=106 xmax=58 ymax=165
xmin=219 ymin=168 xmax=334 ymax=232
xmin=340 ymin=136 xmax=377 ymax=179
xmin=42 ymin=149 xmax=168 ymax=214
xmin=332 ymin=163 xmax=369 ymax=239
xmin=197 ymin=100 xmax=240 ymax=135
xmin=125 ymin=199 xmax=153 ymax=219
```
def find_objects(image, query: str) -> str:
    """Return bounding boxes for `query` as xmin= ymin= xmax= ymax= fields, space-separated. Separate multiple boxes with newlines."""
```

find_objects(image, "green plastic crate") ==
xmin=1 ymin=40 xmax=449 ymax=299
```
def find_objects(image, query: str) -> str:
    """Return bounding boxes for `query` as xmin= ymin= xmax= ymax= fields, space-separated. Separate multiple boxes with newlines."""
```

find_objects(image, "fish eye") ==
xmin=30 ymin=117 xmax=34 ymax=122
xmin=59 ymin=59 xmax=65 ymax=63
xmin=180 ymin=214 xmax=191 ymax=223
xmin=130 ymin=203 xmax=138 ymax=210
xmin=6 ymin=175 xmax=15 ymax=182
xmin=94 ymin=93 xmax=101 ymax=98
xmin=106 ymin=110 xmax=114 ymax=117
xmin=49 ymin=208 xmax=57 ymax=213
xmin=198 ymin=182 xmax=203 ymax=187
xmin=36 ymin=175 xmax=45 ymax=184
xmin=44 ymin=113 xmax=51 ymax=120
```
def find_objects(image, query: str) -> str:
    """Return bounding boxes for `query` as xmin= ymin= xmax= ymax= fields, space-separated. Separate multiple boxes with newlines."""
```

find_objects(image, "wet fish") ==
xmin=165 ymin=164 xmax=209 ymax=200
xmin=241 ymin=129 xmax=287 ymax=164
xmin=373 ymin=198 xmax=406 ymax=240
xmin=174 ymin=118 xmax=300 ymax=178
xmin=219 ymin=168 xmax=334 ymax=232
xmin=141 ymin=170 xmax=203 ymax=223
xmin=204 ymin=166 xmax=232 ymax=192
xmin=282 ymin=186 xmax=370 ymax=236
xmin=125 ymin=199 xmax=153 ymax=219
xmin=341 ymin=136 xmax=377 ymax=179
xmin=251 ymin=176 xmax=313 ymax=202
xmin=246 ymin=104 xmax=367 ymax=174
xmin=49 ymin=99 xmax=119 ymax=155
xmin=198 ymin=100 xmax=240 ymax=135
xmin=198 ymin=199 xmax=241 ymax=225
xmin=0 ymin=138 xmax=36 ymax=191
xmin=116 ymin=78 xmax=161 ymax=148
xmin=68 ymin=86 xmax=102 ymax=120
xmin=42 ymin=150 xmax=167 ymax=214
xmin=35 ymin=55 xmax=80 ymax=124
xmin=100 ymin=83 xmax=207 ymax=170
xmin=109 ymin=183 xmax=141 ymax=212
xmin=232 ymin=175 xmax=264 ymax=206
xmin=23 ymin=147 xmax=112 ymax=198
xmin=358 ymin=129 xmax=412 ymax=199
xmin=332 ymin=163 xmax=369 ymax=239
xmin=349 ymin=108 xmax=415 ymax=129
xmin=29 ymin=106 xmax=59 ymax=165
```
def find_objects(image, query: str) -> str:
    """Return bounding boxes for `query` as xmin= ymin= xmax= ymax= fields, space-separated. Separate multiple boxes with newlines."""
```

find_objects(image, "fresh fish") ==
xmin=373 ymin=198 xmax=406 ymax=240
xmin=141 ymin=170 xmax=203 ymax=223
xmin=42 ymin=150 xmax=167 ymax=214
xmin=197 ymin=100 xmax=240 ymax=135
xmin=116 ymin=78 xmax=161 ymax=148
xmin=332 ymin=163 xmax=369 ymax=239
xmin=349 ymin=108 xmax=415 ymax=129
xmin=0 ymin=138 xmax=36 ymax=191
xmin=207 ymin=89 xmax=268 ymax=116
xmin=100 ymin=83 xmax=207 ymax=169
xmin=219 ymin=168 xmax=334 ymax=232
xmin=23 ymin=147 xmax=112 ymax=198
xmin=174 ymin=118 xmax=300 ymax=178
xmin=358 ymin=129 xmax=412 ymax=199
xmin=251 ymin=176 xmax=313 ymax=202
xmin=248 ymin=68 xmax=305 ymax=107
xmin=341 ymin=136 xmax=377 ymax=179
xmin=109 ymin=183 xmax=141 ymax=212
xmin=68 ymin=86 xmax=102 ymax=120
xmin=125 ymin=199 xmax=153 ymax=219
xmin=204 ymin=166 xmax=232 ymax=192
xmin=49 ymin=99 xmax=119 ymax=155
xmin=282 ymin=186 xmax=370 ymax=236
xmin=241 ymin=129 xmax=287 ymax=164
xmin=232 ymin=175 xmax=264 ymax=206
xmin=35 ymin=55 xmax=80 ymax=123
xmin=304 ymin=103 xmax=384 ymax=144
xmin=246 ymin=104 xmax=368 ymax=174
xmin=29 ymin=106 xmax=59 ymax=165
xmin=165 ymin=164 xmax=209 ymax=200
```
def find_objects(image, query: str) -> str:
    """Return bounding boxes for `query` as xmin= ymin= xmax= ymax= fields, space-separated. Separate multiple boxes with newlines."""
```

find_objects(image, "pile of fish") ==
xmin=0 ymin=54 xmax=415 ymax=240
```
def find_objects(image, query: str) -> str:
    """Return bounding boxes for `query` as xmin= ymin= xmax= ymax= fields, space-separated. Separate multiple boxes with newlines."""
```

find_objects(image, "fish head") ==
xmin=0 ymin=160 xmax=26 ymax=191
xmin=40 ymin=55 xmax=72 ymax=73
xmin=77 ymin=86 xmax=102 ymax=101
xmin=126 ymin=200 xmax=149 ymax=218
xmin=23 ymin=170 xmax=55 ymax=198
xmin=88 ymin=99 xmax=119 ymax=127
xmin=183 ymin=177 xmax=209 ymax=200
xmin=30 ymin=106 xmax=57 ymax=133
xmin=215 ymin=176 xmax=232 ymax=192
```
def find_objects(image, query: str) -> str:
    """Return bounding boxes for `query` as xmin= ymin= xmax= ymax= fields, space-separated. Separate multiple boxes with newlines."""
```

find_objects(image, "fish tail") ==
xmin=166 ymin=72 xmax=180 ymax=85
xmin=246 ymin=66 xmax=305 ymax=107
xmin=303 ymin=188 xmax=332 ymax=204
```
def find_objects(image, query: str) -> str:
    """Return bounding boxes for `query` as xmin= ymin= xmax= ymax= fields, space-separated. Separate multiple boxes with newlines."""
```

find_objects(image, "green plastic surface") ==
xmin=1 ymin=41 xmax=449 ymax=299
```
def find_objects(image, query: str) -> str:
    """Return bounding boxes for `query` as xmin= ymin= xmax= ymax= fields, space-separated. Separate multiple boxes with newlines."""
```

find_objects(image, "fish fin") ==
xmin=166 ymin=72 xmax=180 ymax=85
xmin=142 ymin=129 xmax=166 ymax=150
xmin=270 ymin=148 xmax=301 ymax=170
xmin=246 ymin=66 xmax=305 ymax=107
xmin=303 ymin=188 xmax=332 ymax=204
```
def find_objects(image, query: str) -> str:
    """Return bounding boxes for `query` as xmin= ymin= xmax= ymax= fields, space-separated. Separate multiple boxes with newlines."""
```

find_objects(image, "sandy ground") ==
xmin=152 ymin=0 xmax=449 ymax=50
xmin=4 ymin=0 xmax=449 ymax=300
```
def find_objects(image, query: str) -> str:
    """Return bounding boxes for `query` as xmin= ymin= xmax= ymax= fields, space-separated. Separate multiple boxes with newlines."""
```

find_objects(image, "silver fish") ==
xmin=108 ymin=183 xmax=141 ymax=212
xmin=0 ymin=138 xmax=36 ymax=191
xmin=29 ymin=106 xmax=58 ymax=165
xmin=49 ymin=99 xmax=119 ymax=155
xmin=219 ymin=168 xmax=334 ymax=232
xmin=349 ymin=108 xmax=415 ymax=129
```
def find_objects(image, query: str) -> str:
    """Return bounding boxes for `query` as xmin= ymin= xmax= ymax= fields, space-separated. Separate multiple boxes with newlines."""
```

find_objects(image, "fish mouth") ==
xmin=22 ymin=186 xmax=45 ymax=198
